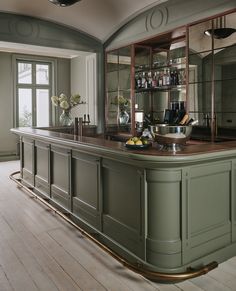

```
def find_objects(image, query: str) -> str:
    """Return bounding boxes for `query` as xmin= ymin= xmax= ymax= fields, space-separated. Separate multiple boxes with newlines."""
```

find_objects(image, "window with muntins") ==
xmin=16 ymin=60 xmax=53 ymax=127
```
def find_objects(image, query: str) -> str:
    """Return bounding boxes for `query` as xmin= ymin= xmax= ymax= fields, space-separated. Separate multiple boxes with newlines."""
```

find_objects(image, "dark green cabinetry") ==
xmin=146 ymin=169 xmax=182 ymax=268
xmin=102 ymin=159 xmax=145 ymax=258
xmin=51 ymin=145 xmax=71 ymax=210
xmin=71 ymin=151 xmax=101 ymax=229
xmin=35 ymin=141 xmax=50 ymax=197
xmin=21 ymin=137 xmax=35 ymax=187
xmin=18 ymin=132 xmax=236 ymax=274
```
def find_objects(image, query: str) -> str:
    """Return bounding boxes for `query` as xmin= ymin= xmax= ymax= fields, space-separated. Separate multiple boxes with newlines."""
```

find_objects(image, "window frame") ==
xmin=13 ymin=54 xmax=57 ymax=127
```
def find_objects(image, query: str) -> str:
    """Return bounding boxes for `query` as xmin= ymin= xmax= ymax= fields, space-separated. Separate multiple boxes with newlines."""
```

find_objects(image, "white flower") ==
xmin=70 ymin=94 xmax=80 ymax=105
xmin=51 ymin=92 xmax=81 ymax=111
xmin=59 ymin=93 xmax=67 ymax=102
xmin=51 ymin=95 xmax=59 ymax=106
xmin=60 ymin=100 xmax=70 ymax=110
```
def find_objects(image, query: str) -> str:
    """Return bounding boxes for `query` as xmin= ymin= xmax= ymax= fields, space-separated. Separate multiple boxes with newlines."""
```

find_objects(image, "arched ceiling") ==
xmin=0 ymin=0 xmax=168 ymax=42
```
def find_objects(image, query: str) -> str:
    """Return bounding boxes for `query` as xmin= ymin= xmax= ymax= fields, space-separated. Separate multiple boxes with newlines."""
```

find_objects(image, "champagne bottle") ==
xmin=179 ymin=114 xmax=189 ymax=125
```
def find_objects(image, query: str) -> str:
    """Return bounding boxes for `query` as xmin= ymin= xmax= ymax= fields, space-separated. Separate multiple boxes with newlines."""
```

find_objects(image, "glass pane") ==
xmin=189 ymin=52 xmax=213 ymax=83
xmin=189 ymin=81 xmax=212 ymax=126
xmin=106 ymin=92 xmax=118 ymax=126
xmin=36 ymin=64 xmax=49 ymax=85
xmin=107 ymin=51 xmax=118 ymax=91
xmin=213 ymin=46 xmax=236 ymax=81
xmin=18 ymin=88 xmax=32 ymax=127
xmin=119 ymin=47 xmax=131 ymax=90
xmin=18 ymin=62 xmax=32 ymax=84
xmin=213 ymin=12 xmax=236 ymax=51
xmin=189 ymin=19 xmax=212 ymax=54
xmin=36 ymin=89 xmax=49 ymax=127
xmin=135 ymin=46 xmax=150 ymax=69
xmin=216 ymin=78 xmax=236 ymax=127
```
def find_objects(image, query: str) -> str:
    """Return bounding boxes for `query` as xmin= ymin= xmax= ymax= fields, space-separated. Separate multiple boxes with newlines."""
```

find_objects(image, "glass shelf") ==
xmin=135 ymin=64 xmax=186 ymax=73
xmin=135 ymin=85 xmax=186 ymax=93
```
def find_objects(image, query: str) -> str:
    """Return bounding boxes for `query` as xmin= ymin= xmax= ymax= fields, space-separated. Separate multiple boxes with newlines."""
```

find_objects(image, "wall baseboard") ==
xmin=0 ymin=154 xmax=19 ymax=162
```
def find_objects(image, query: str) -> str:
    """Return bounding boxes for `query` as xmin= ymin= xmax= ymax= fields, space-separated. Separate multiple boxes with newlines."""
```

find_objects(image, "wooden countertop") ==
xmin=11 ymin=127 xmax=236 ymax=158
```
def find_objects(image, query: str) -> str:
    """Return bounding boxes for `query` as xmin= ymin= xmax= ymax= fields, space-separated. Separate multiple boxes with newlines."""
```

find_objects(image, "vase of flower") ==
xmin=113 ymin=96 xmax=130 ymax=125
xmin=119 ymin=108 xmax=129 ymax=125
xmin=51 ymin=93 xmax=81 ymax=126
xmin=59 ymin=110 xmax=73 ymax=126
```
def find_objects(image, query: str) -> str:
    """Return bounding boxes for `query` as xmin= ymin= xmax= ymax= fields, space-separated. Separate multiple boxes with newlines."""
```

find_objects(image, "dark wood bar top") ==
xmin=11 ymin=127 xmax=236 ymax=160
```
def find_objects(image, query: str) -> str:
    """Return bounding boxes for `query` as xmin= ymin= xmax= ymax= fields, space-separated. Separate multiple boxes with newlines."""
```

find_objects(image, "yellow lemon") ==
xmin=132 ymin=137 xmax=139 ymax=143
xmin=135 ymin=140 xmax=143 ymax=145
xmin=126 ymin=139 xmax=135 ymax=145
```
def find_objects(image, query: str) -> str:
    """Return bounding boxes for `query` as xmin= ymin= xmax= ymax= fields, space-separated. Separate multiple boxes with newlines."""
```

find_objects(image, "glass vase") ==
xmin=59 ymin=110 xmax=73 ymax=126
xmin=119 ymin=109 xmax=129 ymax=125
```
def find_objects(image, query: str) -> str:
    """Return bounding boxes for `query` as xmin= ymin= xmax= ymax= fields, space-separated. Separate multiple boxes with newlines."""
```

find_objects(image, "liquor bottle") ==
xmin=174 ymin=70 xmax=179 ymax=85
xmin=166 ymin=69 xmax=171 ymax=86
xmin=158 ymin=71 xmax=163 ymax=87
xmin=135 ymin=73 xmax=139 ymax=89
xmin=162 ymin=69 xmax=167 ymax=86
xmin=148 ymin=71 xmax=153 ymax=88
xmin=169 ymin=70 xmax=173 ymax=85
xmin=152 ymin=72 xmax=157 ymax=88
xmin=137 ymin=72 xmax=142 ymax=89
xmin=141 ymin=72 xmax=146 ymax=88
xmin=145 ymin=72 xmax=149 ymax=88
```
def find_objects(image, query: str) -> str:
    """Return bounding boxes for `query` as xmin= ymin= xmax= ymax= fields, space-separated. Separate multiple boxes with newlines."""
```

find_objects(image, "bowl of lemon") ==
xmin=125 ymin=136 xmax=151 ymax=149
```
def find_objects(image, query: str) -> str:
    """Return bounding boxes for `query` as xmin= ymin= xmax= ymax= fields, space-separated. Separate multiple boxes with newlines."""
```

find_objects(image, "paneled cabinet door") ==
xmin=71 ymin=151 xmax=101 ymax=230
xmin=102 ymin=158 xmax=145 ymax=259
xmin=35 ymin=141 xmax=50 ymax=197
xmin=50 ymin=145 xmax=71 ymax=211
xmin=21 ymin=137 xmax=35 ymax=187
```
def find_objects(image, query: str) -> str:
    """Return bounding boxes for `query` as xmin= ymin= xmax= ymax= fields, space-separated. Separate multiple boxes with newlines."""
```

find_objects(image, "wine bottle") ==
xmin=187 ymin=119 xmax=198 ymax=125
xmin=173 ymin=109 xmax=186 ymax=124
xmin=179 ymin=114 xmax=189 ymax=125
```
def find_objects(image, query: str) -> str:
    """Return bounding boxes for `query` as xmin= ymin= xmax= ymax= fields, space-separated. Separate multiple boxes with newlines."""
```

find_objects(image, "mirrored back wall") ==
xmin=188 ymin=10 xmax=236 ymax=139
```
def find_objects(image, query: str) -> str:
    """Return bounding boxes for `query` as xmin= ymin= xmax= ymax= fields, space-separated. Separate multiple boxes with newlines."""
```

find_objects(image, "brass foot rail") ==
xmin=10 ymin=171 xmax=218 ymax=283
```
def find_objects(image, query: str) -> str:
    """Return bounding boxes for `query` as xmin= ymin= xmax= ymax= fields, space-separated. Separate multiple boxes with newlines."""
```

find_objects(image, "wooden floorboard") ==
xmin=0 ymin=160 xmax=236 ymax=291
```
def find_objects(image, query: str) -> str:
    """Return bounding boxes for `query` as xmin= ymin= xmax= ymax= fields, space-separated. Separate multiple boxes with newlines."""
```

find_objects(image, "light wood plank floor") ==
xmin=1 ymin=160 xmax=236 ymax=291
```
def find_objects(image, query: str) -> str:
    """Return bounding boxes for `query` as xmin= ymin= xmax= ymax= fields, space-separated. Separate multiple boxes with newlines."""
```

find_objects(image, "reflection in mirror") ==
xmin=106 ymin=46 xmax=131 ymax=132
xmin=188 ymin=11 xmax=236 ymax=140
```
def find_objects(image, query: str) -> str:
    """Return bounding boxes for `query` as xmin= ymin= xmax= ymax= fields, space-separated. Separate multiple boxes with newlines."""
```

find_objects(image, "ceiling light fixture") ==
xmin=48 ymin=0 xmax=81 ymax=7
xmin=204 ymin=16 xmax=236 ymax=39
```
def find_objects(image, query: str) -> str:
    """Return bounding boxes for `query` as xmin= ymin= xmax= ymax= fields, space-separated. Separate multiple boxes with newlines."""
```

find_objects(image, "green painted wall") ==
xmin=105 ymin=0 xmax=236 ymax=50
xmin=0 ymin=12 xmax=104 ymax=146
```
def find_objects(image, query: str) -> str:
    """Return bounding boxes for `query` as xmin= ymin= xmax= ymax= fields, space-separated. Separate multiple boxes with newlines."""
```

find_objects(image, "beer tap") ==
xmin=82 ymin=114 xmax=91 ymax=125
xmin=83 ymin=114 xmax=86 ymax=124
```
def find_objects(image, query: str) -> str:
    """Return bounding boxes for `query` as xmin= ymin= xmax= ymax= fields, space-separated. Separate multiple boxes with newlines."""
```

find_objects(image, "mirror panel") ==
xmin=188 ymin=10 xmax=236 ymax=140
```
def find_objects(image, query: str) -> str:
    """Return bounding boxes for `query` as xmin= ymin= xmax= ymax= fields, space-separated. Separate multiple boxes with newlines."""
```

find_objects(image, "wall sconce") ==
xmin=48 ymin=0 xmax=81 ymax=7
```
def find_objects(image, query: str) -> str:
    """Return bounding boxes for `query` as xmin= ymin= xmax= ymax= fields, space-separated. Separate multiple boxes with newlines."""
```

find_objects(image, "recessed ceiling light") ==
xmin=48 ymin=0 xmax=81 ymax=7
